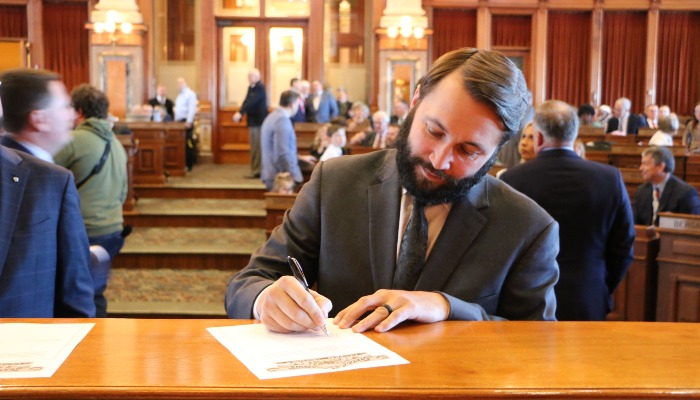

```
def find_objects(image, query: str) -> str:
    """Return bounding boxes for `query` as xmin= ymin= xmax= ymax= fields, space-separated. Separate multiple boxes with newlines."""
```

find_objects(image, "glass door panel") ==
xmin=268 ymin=27 xmax=304 ymax=107
xmin=222 ymin=26 xmax=256 ymax=106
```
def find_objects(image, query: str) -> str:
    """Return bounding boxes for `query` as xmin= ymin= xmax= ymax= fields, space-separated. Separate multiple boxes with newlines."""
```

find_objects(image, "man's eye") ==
xmin=459 ymin=146 xmax=481 ymax=160
xmin=425 ymin=125 xmax=442 ymax=137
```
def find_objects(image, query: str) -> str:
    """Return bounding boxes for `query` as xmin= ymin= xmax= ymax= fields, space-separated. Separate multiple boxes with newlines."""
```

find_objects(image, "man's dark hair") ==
xmin=534 ymin=100 xmax=579 ymax=143
xmin=578 ymin=104 xmax=595 ymax=118
xmin=643 ymin=146 xmax=675 ymax=173
xmin=415 ymin=48 xmax=530 ymax=144
xmin=0 ymin=68 xmax=60 ymax=133
xmin=279 ymin=90 xmax=300 ymax=107
xmin=290 ymin=78 xmax=298 ymax=87
xmin=71 ymin=84 xmax=109 ymax=119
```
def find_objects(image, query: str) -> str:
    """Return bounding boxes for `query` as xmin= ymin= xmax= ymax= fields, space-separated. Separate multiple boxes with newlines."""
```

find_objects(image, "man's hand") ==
xmin=333 ymin=289 xmax=450 ymax=333
xmin=298 ymin=154 xmax=317 ymax=165
xmin=233 ymin=112 xmax=242 ymax=122
xmin=256 ymin=276 xmax=332 ymax=334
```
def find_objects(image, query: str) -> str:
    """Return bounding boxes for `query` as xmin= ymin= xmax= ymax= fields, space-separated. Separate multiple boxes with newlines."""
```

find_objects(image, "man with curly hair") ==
xmin=55 ymin=84 xmax=128 ymax=317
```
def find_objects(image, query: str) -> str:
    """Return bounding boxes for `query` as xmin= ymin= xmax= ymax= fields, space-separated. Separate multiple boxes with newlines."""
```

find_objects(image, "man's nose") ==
xmin=430 ymin=143 xmax=453 ymax=170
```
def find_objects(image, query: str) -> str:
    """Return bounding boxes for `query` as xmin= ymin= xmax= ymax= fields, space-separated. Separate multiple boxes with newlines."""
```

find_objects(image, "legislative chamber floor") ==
xmin=105 ymin=163 xmax=268 ymax=318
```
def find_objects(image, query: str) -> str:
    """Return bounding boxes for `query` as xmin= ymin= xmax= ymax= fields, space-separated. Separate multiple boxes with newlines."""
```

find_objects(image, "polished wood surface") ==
xmin=1 ymin=319 xmax=699 ymax=399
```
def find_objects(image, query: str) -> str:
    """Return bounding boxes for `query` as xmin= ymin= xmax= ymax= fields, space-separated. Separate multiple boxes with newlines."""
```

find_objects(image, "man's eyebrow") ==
xmin=425 ymin=116 xmax=448 ymax=133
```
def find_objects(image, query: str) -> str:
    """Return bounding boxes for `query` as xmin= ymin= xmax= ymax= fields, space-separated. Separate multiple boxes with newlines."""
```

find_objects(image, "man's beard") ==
xmin=395 ymin=107 xmax=500 ymax=206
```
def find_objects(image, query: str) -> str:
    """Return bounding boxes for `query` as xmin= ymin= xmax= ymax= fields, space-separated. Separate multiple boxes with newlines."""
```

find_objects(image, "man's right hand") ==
xmin=256 ymin=276 xmax=332 ymax=334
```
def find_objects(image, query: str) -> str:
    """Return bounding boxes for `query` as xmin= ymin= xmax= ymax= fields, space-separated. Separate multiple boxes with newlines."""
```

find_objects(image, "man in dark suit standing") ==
xmin=147 ymin=84 xmax=174 ymax=121
xmin=502 ymin=100 xmax=635 ymax=321
xmin=0 ymin=68 xmax=95 ymax=317
xmin=634 ymin=146 xmax=700 ymax=226
xmin=606 ymin=97 xmax=643 ymax=135
xmin=233 ymin=68 xmax=268 ymax=179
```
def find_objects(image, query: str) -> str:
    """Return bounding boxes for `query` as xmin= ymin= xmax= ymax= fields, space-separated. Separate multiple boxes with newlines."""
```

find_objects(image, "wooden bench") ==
xmin=264 ymin=192 xmax=297 ymax=237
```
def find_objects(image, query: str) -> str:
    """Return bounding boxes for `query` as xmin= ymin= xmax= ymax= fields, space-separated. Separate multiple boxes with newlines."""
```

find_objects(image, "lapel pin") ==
xmin=12 ymin=176 xmax=19 ymax=183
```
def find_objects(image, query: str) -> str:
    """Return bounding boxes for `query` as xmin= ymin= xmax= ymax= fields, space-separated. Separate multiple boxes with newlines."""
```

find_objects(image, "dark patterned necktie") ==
xmin=393 ymin=198 xmax=428 ymax=290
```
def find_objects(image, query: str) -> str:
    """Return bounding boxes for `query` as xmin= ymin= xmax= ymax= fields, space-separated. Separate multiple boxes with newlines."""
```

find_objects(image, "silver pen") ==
xmin=287 ymin=256 xmax=329 ymax=336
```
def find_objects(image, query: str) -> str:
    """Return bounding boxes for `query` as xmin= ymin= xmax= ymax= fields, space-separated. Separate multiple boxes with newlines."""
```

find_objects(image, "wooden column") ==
xmin=644 ymin=6 xmax=659 ymax=107
xmin=532 ymin=5 xmax=547 ymax=106
xmin=589 ymin=6 xmax=604 ymax=106
xmin=26 ymin=0 xmax=42 ymax=68
xmin=476 ymin=4 xmax=491 ymax=50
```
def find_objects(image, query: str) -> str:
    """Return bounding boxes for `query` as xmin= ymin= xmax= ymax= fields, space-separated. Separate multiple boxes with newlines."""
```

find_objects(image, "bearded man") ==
xmin=225 ymin=48 xmax=560 ymax=333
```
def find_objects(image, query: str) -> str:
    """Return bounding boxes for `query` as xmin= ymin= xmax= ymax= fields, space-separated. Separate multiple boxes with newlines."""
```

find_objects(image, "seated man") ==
xmin=634 ymin=146 xmax=700 ymax=226
xmin=225 ymin=48 xmax=558 ymax=334
xmin=606 ymin=97 xmax=643 ymax=135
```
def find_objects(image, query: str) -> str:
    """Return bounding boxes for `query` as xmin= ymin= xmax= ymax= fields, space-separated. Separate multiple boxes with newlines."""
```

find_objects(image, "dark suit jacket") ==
xmin=633 ymin=175 xmax=700 ymax=226
xmin=606 ymin=114 xmax=644 ymax=135
xmin=226 ymin=150 xmax=559 ymax=321
xmin=0 ymin=145 xmax=95 ymax=317
xmin=501 ymin=149 xmax=635 ymax=321
xmin=239 ymin=82 xmax=269 ymax=127
xmin=1 ymin=135 xmax=32 ymax=154
xmin=147 ymin=97 xmax=174 ymax=121
xmin=305 ymin=90 xmax=338 ymax=123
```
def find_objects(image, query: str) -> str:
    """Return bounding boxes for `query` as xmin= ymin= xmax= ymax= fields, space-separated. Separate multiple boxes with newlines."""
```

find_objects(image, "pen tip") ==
xmin=322 ymin=325 xmax=330 ymax=336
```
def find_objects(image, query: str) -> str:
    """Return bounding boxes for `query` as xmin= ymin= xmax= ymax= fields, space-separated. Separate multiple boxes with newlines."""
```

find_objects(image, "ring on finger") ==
xmin=379 ymin=303 xmax=393 ymax=315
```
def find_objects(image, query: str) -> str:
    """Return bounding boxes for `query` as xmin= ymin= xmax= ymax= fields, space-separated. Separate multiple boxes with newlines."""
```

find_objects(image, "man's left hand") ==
xmin=333 ymin=289 xmax=450 ymax=333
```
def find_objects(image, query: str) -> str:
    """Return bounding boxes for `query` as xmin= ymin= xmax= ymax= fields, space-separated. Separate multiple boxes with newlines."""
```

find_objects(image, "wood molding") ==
xmin=307 ymin=0 xmax=323 ymax=81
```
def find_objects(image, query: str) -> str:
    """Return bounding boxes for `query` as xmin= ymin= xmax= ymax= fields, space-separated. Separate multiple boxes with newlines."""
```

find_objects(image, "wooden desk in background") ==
xmin=126 ymin=122 xmax=188 ymax=184
xmin=1 ymin=319 xmax=699 ymax=399
xmin=656 ymin=212 xmax=700 ymax=322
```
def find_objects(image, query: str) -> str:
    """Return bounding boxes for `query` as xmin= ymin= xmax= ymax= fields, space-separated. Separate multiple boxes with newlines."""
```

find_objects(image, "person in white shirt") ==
xmin=648 ymin=114 xmax=679 ymax=147
xmin=174 ymin=77 xmax=198 ymax=171
xmin=319 ymin=125 xmax=346 ymax=162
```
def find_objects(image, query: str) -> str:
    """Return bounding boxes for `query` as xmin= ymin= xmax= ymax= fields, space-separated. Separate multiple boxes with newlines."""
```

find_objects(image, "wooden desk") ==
xmin=608 ymin=225 xmax=660 ymax=321
xmin=2 ymin=319 xmax=699 ymax=399
xmin=126 ymin=122 xmax=188 ymax=184
xmin=656 ymin=212 xmax=700 ymax=322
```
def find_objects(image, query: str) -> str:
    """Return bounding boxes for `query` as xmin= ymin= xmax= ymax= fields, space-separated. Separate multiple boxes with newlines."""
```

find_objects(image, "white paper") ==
xmin=0 ymin=323 xmax=94 ymax=379
xmin=208 ymin=320 xmax=409 ymax=379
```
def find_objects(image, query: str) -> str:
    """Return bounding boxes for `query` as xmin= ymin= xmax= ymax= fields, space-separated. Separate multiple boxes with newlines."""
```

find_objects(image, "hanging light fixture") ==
xmin=378 ymin=0 xmax=431 ymax=40
xmin=87 ymin=0 xmax=145 ymax=45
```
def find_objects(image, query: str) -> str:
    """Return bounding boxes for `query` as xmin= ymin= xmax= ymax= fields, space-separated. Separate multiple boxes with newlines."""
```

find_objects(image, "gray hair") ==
xmin=533 ymin=100 xmax=579 ymax=143
xmin=658 ymin=114 xmax=679 ymax=134
xmin=642 ymin=146 xmax=675 ymax=173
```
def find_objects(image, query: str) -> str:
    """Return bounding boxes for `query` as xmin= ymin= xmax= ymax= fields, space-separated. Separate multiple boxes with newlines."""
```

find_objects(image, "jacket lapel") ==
xmin=415 ymin=177 xmax=490 ymax=291
xmin=368 ymin=153 xmax=401 ymax=291
xmin=659 ymin=176 xmax=677 ymax=212
xmin=0 ymin=148 xmax=29 ymax=272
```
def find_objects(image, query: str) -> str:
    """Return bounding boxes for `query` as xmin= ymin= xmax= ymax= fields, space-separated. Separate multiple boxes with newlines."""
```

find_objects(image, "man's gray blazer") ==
xmin=226 ymin=150 xmax=559 ymax=321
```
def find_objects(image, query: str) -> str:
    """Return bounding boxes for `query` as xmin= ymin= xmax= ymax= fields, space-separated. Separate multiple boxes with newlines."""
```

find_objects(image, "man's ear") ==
xmin=28 ymin=109 xmax=48 ymax=132
xmin=409 ymin=84 xmax=421 ymax=109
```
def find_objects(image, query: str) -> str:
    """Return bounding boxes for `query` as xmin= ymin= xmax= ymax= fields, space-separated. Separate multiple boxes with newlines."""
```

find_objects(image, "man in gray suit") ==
xmin=226 ymin=48 xmax=559 ymax=333
xmin=260 ymin=90 xmax=303 ymax=190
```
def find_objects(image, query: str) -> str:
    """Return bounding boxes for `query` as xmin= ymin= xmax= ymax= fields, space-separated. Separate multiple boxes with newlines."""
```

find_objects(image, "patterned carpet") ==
xmin=105 ymin=162 xmax=269 ymax=317
xmin=120 ymin=227 xmax=266 ymax=255
xmin=106 ymin=269 xmax=232 ymax=317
